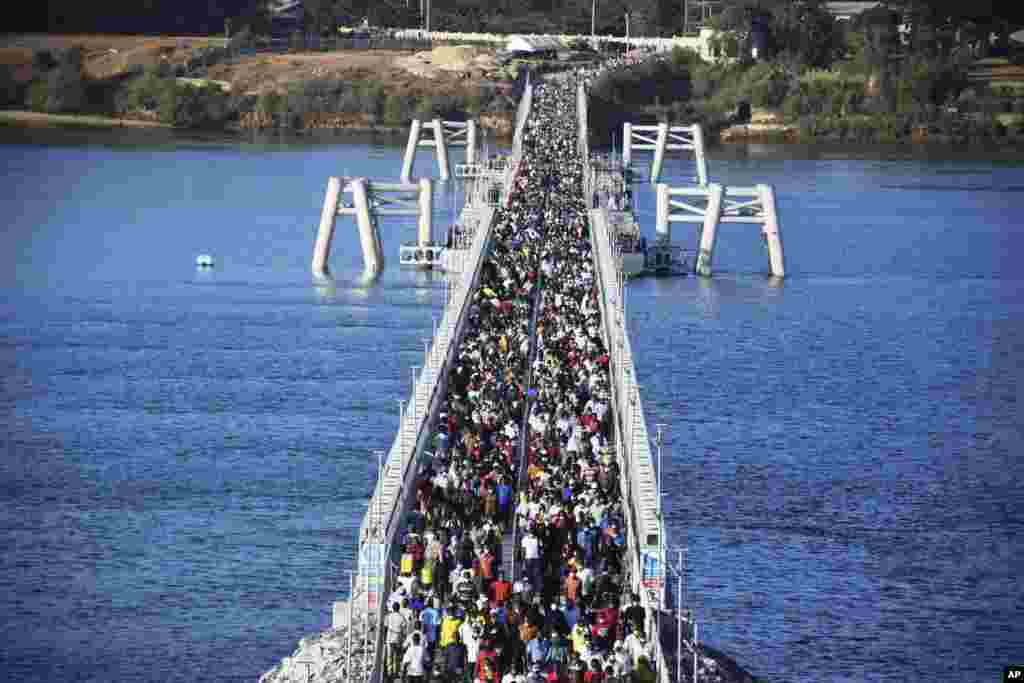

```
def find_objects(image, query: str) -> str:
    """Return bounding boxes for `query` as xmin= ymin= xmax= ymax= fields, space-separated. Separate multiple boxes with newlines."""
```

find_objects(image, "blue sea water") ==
xmin=1 ymin=132 xmax=1022 ymax=682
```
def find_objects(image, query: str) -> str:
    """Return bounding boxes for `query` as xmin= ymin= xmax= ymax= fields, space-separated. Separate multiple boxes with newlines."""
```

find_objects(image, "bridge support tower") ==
xmin=656 ymin=182 xmax=784 ymax=277
xmin=312 ymin=177 xmax=434 ymax=277
xmin=401 ymin=119 xmax=477 ymax=183
xmin=623 ymin=122 xmax=708 ymax=185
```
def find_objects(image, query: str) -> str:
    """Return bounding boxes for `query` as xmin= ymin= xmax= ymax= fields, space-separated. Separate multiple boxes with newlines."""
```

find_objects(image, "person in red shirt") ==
xmin=582 ymin=658 xmax=604 ymax=683
xmin=490 ymin=569 xmax=512 ymax=607
xmin=563 ymin=568 xmax=581 ymax=603
xmin=477 ymin=642 xmax=501 ymax=682
xmin=590 ymin=600 xmax=619 ymax=650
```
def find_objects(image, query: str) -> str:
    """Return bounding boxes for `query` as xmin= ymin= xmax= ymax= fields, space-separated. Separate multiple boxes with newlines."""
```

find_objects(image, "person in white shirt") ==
xmin=460 ymin=620 xmax=482 ymax=669
xmin=401 ymin=632 xmax=428 ymax=681
xmin=624 ymin=630 xmax=650 ymax=669
xmin=385 ymin=602 xmax=406 ymax=676
xmin=522 ymin=527 xmax=542 ymax=590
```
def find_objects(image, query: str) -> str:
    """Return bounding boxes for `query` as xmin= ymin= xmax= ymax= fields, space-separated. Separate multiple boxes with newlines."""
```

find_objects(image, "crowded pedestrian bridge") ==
xmin=353 ymin=76 xmax=670 ymax=683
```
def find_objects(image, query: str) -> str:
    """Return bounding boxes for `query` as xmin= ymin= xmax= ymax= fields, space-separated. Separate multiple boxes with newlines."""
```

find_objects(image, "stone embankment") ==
xmin=720 ymin=109 xmax=797 ymax=143
xmin=259 ymin=602 xmax=376 ymax=683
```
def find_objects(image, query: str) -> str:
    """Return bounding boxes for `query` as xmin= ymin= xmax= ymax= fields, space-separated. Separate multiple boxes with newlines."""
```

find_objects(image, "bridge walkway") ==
xmin=349 ymin=75 xmax=673 ymax=683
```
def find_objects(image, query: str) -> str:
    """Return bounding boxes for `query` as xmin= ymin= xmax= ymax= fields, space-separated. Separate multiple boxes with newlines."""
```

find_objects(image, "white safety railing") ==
xmin=589 ymin=207 xmax=671 ymax=682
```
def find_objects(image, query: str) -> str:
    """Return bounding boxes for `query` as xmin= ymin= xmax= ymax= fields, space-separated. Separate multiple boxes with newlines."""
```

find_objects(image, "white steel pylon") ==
xmin=623 ymin=122 xmax=708 ymax=185
xmin=312 ymin=177 xmax=433 ymax=277
xmin=655 ymin=182 xmax=784 ymax=277
xmin=401 ymin=119 xmax=477 ymax=183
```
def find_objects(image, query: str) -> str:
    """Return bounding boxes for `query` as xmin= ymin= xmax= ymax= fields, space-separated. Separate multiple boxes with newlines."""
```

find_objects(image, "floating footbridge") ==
xmin=294 ymin=69 xmax=785 ymax=683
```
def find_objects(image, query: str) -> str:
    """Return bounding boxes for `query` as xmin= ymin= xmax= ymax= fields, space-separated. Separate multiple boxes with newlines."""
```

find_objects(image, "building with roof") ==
xmin=506 ymin=35 xmax=564 ymax=55
xmin=825 ymin=2 xmax=884 ymax=21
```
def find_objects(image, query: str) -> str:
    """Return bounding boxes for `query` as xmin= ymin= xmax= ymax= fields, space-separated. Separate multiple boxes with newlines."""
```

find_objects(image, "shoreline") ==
xmin=0 ymin=109 xmax=170 ymax=129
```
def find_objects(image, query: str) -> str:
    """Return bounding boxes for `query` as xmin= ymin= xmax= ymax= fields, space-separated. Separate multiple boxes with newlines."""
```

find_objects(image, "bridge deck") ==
xmin=351 ymin=75 xmax=670 ymax=683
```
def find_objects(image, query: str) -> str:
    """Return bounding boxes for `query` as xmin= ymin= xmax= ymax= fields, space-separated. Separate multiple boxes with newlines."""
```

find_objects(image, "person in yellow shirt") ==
xmin=570 ymin=622 xmax=588 ymax=655
xmin=439 ymin=608 xmax=463 ymax=648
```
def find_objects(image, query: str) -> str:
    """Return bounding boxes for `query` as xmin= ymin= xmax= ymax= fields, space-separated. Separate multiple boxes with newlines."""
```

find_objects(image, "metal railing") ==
xmin=588 ymin=206 xmax=671 ymax=683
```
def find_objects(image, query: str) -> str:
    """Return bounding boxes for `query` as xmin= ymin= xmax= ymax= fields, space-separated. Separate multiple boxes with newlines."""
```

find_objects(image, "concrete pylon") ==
xmin=650 ymin=122 xmax=669 ymax=182
xmin=623 ymin=122 xmax=633 ymax=168
xmin=466 ymin=120 xmax=477 ymax=166
xmin=418 ymin=178 xmax=433 ymax=247
xmin=400 ymin=119 xmax=422 ymax=183
xmin=695 ymin=183 xmax=724 ymax=277
xmin=351 ymin=179 xmax=383 ymax=274
xmin=759 ymin=183 xmax=785 ymax=277
xmin=693 ymin=124 xmax=709 ymax=187
xmin=312 ymin=176 xmax=342 ymax=278
xmin=433 ymin=118 xmax=450 ymax=181
xmin=655 ymin=183 xmax=670 ymax=243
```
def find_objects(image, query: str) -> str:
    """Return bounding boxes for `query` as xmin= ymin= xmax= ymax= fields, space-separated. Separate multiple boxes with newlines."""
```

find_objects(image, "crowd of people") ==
xmin=382 ymin=77 xmax=658 ymax=683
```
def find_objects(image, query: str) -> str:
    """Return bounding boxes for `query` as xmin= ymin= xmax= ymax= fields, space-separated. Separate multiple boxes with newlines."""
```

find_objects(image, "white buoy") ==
xmin=195 ymin=254 xmax=215 ymax=268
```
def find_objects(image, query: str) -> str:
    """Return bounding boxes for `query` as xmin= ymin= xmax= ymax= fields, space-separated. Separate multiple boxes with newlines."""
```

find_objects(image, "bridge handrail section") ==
xmin=589 ymin=207 xmax=670 ymax=682
xmin=513 ymin=74 xmax=533 ymax=158
xmin=358 ymin=206 xmax=495 ymax=551
xmin=357 ymin=205 xmax=496 ymax=683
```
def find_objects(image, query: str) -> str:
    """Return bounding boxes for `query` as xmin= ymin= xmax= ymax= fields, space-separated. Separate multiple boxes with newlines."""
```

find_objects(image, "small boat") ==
xmin=195 ymin=254 xmax=215 ymax=268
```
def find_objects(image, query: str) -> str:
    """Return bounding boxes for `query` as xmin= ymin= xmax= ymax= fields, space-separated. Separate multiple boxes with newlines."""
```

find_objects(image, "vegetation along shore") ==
xmin=4 ymin=0 xmax=1024 ymax=149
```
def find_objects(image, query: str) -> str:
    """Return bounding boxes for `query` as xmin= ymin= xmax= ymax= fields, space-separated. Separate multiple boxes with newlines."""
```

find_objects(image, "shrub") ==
xmin=117 ymin=67 xmax=172 ymax=114
xmin=158 ymin=82 xmax=230 ymax=127
xmin=37 ymin=47 xmax=86 ymax=113
xmin=383 ymin=94 xmax=407 ymax=125
xmin=742 ymin=63 xmax=789 ymax=108
xmin=26 ymin=80 xmax=48 ymax=111
xmin=257 ymin=90 xmax=283 ymax=117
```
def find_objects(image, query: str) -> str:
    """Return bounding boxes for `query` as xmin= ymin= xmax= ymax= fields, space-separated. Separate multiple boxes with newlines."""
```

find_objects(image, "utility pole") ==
xmin=592 ymin=0 xmax=597 ymax=41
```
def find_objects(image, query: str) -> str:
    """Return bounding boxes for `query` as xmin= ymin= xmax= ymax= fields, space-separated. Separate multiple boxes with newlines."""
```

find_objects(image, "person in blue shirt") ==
xmin=526 ymin=630 xmax=551 ymax=669
xmin=496 ymin=477 xmax=512 ymax=527
xmin=421 ymin=598 xmax=441 ymax=648
xmin=560 ymin=598 xmax=579 ymax=631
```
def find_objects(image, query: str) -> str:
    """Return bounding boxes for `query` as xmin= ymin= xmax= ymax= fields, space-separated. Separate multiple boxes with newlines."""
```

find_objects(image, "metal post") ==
xmin=396 ymin=399 xmax=406 ymax=455
xmin=677 ymin=549 xmax=683 ymax=683
xmin=411 ymin=365 xmax=420 ymax=417
xmin=374 ymin=450 xmax=385 ymax=538
xmin=656 ymin=423 xmax=666 ymax=510
xmin=591 ymin=0 xmax=597 ymax=40
xmin=694 ymin=620 xmax=699 ymax=683
xmin=363 ymin=572 xmax=369 ymax=683
xmin=422 ymin=337 xmax=430 ymax=366
xmin=347 ymin=570 xmax=354 ymax=683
